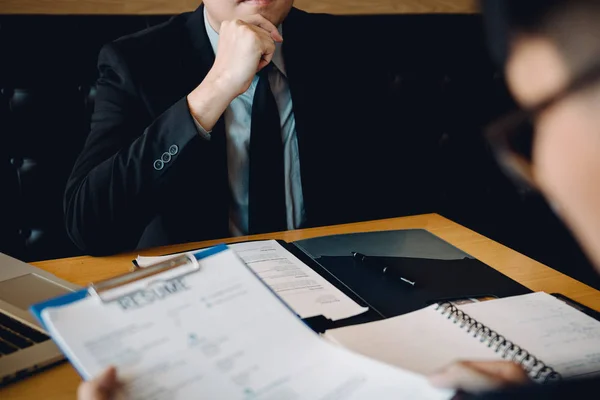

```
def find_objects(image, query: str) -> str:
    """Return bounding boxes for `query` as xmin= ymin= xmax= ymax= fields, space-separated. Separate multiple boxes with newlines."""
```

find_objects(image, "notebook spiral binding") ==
xmin=435 ymin=302 xmax=562 ymax=384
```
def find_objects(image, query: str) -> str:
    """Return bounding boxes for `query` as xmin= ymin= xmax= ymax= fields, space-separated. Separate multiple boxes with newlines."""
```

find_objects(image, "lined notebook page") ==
xmin=325 ymin=292 xmax=600 ymax=379
xmin=459 ymin=292 xmax=600 ymax=379
xmin=324 ymin=304 xmax=504 ymax=376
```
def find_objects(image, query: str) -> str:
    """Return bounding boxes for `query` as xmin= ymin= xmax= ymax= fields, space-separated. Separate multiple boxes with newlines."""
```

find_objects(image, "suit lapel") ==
xmin=184 ymin=4 xmax=216 ymax=79
xmin=282 ymin=8 xmax=309 ymax=142
xmin=282 ymin=8 xmax=319 ymax=226
xmin=182 ymin=5 xmax=230 ymax=237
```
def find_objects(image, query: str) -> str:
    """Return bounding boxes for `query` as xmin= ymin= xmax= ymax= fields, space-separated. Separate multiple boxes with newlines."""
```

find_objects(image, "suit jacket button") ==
xmin=161 ymin=152 xmax=172 ymax=163
xmin=169 ymin=144 xmax=179 ymax=155
xmin=154 ymin=159 xmax=164 ymax=171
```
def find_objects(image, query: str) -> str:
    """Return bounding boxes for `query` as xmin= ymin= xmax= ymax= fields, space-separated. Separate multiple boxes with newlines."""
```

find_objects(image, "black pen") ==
xmin=352 ymin=252 xmax=417 ymax=287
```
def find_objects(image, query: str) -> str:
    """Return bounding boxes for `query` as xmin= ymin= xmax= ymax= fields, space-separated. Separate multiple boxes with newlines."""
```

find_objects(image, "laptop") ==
xmin=0 ymin=251 xmax=79 ymax=385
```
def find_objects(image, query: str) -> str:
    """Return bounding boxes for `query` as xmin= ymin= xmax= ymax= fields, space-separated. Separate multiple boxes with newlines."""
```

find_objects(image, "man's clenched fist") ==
xmin=210 ymin=14 xmax=283 ymax=97
xmin=187 ymin=14 xmax=283 ymax=132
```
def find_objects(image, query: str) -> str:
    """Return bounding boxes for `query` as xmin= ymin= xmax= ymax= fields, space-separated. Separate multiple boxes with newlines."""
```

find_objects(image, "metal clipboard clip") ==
xmin=88 ymin=253 xmax=201 ymax=303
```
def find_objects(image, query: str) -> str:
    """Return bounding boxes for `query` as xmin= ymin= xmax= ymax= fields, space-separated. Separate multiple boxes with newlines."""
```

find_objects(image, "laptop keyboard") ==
xmin=0 ymin=311 xmax=49 ymax=356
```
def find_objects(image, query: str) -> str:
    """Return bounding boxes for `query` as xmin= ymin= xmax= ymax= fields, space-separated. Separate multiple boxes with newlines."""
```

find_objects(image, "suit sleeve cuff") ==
xmin=190 ymin=112 xmax=212 ymax=141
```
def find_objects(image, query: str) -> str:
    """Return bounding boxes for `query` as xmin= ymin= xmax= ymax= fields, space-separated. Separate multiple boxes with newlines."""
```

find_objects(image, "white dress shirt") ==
xmin=193 ymin=9 xmax=306 ymax=236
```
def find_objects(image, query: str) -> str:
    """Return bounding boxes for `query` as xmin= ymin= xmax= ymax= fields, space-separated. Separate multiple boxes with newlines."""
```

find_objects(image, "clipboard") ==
xmin=30 ymin=244 xmax=340 ymax=345
xmin=30 ymin=246 xmax=222 ymax=332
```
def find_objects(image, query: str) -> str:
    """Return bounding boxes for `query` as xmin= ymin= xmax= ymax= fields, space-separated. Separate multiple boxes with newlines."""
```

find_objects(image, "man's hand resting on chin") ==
xmin=187 ymin=14 xmax=283 ymax=133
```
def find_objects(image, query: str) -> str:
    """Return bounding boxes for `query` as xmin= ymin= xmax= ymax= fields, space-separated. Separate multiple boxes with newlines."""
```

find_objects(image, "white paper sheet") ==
xmin=325 ymin=292 xmax=600 ymax=380
xmin=42 ymin=247 xmax=451 ymax=400
xmin=325 ymin=304 xmax=505 ymax=376
xmin=135 ymin=240 xmax=368 ymax=321
xmin=459 ymin=292 xmax=600 ymax=379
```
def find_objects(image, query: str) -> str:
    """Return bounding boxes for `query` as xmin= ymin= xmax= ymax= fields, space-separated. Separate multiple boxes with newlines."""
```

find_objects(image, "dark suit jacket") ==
xmin=466 ymin=376 xmax=600 ymax=399
xmin=64 ymin=5 xmax=422 ymax=255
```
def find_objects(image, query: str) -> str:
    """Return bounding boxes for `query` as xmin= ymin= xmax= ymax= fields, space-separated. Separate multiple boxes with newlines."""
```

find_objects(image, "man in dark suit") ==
xmin=65 ymin=0 xmax=397 ymax=256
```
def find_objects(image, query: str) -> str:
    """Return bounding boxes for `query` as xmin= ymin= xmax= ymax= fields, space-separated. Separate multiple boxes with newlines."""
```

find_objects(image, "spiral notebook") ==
xmin=324 ymin=292 xmax=600 ymax=383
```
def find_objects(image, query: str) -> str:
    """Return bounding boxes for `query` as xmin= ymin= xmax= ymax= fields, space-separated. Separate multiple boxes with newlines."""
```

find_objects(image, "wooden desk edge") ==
xmin=30 ymin=213 xmax=600 ymax=311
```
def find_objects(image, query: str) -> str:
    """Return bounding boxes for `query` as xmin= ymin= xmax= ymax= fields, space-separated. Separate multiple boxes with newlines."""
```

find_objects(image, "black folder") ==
xmin=280 ymin=229 xmax=531 ymax=332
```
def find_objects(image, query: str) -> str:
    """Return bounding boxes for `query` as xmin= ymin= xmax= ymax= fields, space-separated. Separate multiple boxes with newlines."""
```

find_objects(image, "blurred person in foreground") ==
xmin=78 ymin=0 xmax=600 ymax=398
xmin=429 ymin=0 xmax=600 ymax=397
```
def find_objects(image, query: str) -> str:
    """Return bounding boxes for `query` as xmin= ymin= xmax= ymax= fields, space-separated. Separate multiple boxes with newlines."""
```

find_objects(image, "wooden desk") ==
xmin=3 ymin=213 xmax=600 ymax=399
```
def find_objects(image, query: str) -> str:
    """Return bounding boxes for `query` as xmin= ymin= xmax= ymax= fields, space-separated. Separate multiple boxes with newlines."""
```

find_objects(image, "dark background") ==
xmin=1 ymin=13 xmax=599 ymax=291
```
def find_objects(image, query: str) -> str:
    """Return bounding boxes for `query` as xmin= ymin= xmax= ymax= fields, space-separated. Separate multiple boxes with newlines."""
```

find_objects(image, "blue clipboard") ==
xmin=29 ymin=242 xmax=331 ymax=371
xmin=28 ymin=245 xmax=228 ymax=379
xmin=29 ymin=245 xmax=227 ymax=332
